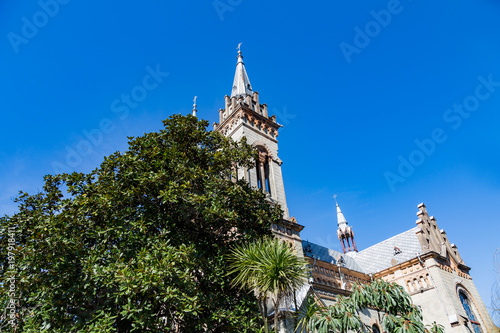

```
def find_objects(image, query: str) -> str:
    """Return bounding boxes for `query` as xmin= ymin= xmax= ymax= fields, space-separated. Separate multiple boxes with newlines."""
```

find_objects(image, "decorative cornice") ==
xmin=271 ymin=218 xmax=305 ymax=235
xmin=227 ymin=122 xmax=279 ymax=145
xmin=373 ymin=251 xmax=471 ymax=281
xmin=216 ymin=103 xmax=280 ymax=139
xmin=373 ymin=252 xmax=432 ymax=278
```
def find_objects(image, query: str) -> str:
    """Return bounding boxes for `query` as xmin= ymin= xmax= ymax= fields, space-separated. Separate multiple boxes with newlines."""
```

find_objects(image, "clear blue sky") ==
xmin=1 ymin=0 xmax=499 ymax=319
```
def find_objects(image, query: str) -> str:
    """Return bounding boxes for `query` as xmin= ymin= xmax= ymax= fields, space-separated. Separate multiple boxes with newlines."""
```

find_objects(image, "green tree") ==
xmin=306 ymin=279 xmax=445 ymax=333
xmin=0 ymin=114 xmax=283 ymax=332
xmin=228 ymin=237 xmax=308 ymax=333
xmin=294 ymin=293 xmax=322 ymax=333
xmin=307 ymin=294 xmax=363 ymax=332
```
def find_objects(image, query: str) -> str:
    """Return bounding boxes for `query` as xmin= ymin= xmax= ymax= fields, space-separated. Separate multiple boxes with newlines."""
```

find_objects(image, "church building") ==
xmin=213 ymin=48 xmax=497 ymax=332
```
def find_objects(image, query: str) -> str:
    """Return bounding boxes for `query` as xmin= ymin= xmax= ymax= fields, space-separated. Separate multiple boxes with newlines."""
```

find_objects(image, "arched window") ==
xmin=459 ymin=290 xmax=482 ymax=333
xmin=372 ymin=324 xmax=381 ymax=333
xmin=406 ymin=280 xmax=413 ymax=293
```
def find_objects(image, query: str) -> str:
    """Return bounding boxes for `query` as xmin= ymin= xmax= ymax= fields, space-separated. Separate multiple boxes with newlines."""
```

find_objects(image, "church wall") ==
xmin=229 ymin=125 xmax=258 ymax=187
xmin=410 ymin=281 xmax=456 ymax=331
xmin=228 ymin=123 xmax=289 ymax=219
xmin=376 ymin=254 xmax=497 ymax=332
xmin=269 ymin=159 xmax=288 ymax=218
xmin=378 ymin=259 xmax=455 ymax=331
xmin=422 ymin=258 xmax=497 ymax=332
xmin=358 ymin=308 xmax=384 ymax=332
xmin=228 ymin=122 xmax=279 ymax=156
xmin=458 ymin=278 xmax=498 ymax=332
xmin=427 ymin=262 xmax=472 ymax=332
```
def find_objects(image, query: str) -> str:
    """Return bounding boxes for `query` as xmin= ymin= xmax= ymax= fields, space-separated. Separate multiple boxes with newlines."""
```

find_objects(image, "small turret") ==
xmin=335 ymin=198 xmax=357 ymax=254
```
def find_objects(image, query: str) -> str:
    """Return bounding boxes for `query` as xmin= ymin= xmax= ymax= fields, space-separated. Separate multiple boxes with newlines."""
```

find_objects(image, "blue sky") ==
xmin=1 ymin=0 xmax=499 ymax=319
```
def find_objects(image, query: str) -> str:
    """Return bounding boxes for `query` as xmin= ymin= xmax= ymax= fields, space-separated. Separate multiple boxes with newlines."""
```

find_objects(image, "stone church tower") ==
xmin=214 ymin=49 xmax=304 ymax=252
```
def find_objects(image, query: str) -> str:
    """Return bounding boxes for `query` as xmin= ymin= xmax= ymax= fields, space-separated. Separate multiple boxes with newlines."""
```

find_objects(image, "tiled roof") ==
xmin=302 ymin=240 xmax=366 ymax=273
xmin=353 ymin=227 xmax=422 ymax=274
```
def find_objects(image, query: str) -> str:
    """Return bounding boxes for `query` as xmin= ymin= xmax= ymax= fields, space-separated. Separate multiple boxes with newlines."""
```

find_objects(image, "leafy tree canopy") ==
xmin=0 ymin=114 xmax=283 ymax=332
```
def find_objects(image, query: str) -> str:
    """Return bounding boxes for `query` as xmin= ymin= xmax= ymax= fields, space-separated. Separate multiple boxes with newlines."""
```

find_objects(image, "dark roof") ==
xmin=302 ymin=240 xmax=366 ymax=273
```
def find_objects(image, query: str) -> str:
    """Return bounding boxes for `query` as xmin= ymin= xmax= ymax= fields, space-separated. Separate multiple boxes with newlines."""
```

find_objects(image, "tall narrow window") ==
xmin=256 ymin=159 xmax=263 ymax=190
xmin=459 ymin=291 xmax=482 ymax=333
xmin=256 ymin=147 xmax=271 ymax=195
xmin=265 ymin=161 xmax=271 ymax=194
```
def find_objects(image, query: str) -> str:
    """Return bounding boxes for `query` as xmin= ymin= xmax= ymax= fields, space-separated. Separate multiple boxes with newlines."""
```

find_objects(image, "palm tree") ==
xmin=228 ymin=237 xmax=308 ymax=333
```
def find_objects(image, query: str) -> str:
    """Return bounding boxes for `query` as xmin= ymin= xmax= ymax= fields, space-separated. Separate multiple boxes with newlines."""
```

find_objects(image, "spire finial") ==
xmin=236 ymin=43 xmax=244 ymax=64
xmin=192 ymin=96 xmax=198 ymax=117
xmin=231 ymin=43 xmax=253 ymax=97
xmin=333 ymin=194 xmax=338 ymax=206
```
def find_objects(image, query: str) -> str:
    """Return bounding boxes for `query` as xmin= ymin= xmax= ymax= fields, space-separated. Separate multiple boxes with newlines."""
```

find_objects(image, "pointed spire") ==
xmin=337 ymin=203 xmax=348 ymax=229
xmin=192 ymin=96 xmax=197 ymax=117
xmin=334 ymin=194 xmax=348 ymax=229
xmin=335 ymin=198 xmax=358 ymax=253
xmin=231 ymin=43 xmax=253 ymax=97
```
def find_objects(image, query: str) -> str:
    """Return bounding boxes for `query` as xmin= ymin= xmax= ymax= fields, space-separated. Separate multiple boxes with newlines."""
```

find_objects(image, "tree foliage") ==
xmin=305 ymin=279 xmax=445 ymax=333
xmin=0 ymin=114 xmax=284 ymax=332
xmin=294 ymin=293 xmax=322 ymax=333
xmin=228 ymin=237 xmax=308 ymax=333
